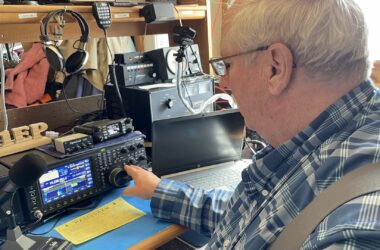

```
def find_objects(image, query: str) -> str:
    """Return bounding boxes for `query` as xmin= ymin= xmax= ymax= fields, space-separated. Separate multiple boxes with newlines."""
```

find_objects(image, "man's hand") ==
xmin=123 ymin=165 xmax=160 ymax=200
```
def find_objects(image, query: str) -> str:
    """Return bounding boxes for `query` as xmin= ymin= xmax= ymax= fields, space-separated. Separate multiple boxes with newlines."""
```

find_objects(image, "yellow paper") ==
xmin=55 ymin=197 xmax=145 ymax=245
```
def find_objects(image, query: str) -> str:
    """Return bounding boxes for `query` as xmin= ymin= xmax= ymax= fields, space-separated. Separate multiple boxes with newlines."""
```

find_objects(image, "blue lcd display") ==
xmin=39 ymin=158 xmax=94 ymax=205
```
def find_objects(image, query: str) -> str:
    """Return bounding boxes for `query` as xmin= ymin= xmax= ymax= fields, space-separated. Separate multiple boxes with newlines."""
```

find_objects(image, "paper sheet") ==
xmin=55 ymin=197 xmax=145 ymax=245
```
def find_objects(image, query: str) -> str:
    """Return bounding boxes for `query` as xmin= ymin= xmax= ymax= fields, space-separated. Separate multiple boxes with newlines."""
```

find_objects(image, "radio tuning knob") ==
xmin=108 ymin=167 xmax=131 ymax=188
xmin=165 ymin=98 xmax=174 ymax=109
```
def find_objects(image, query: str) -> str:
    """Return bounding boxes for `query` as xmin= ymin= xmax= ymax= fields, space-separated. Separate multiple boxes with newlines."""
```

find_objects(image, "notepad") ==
xmin=55 ymin=197 xmax=145 ymax=245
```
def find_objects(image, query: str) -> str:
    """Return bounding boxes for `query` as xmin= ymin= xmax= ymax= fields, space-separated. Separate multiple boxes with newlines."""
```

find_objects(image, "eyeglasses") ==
xmin=209 ymin=46 xmax=269 ymax=76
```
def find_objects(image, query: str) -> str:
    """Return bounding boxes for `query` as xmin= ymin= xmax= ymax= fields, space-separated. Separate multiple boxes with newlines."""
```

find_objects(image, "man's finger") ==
xmin=124 ymin=165 xmax=140 ymax=177
xmin=123 ymin=186 xmax=138 ymax=197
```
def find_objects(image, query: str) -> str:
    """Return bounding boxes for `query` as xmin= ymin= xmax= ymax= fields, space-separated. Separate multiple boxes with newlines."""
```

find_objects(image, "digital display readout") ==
xmin=107 ymin=123 xmax=120 ymax=136
xmin=39 ymin=158 xmax=94 ymax=205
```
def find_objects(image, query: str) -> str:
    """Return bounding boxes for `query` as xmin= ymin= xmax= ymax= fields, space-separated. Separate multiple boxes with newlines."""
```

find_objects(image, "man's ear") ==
xmin=267 ymin=43 xmax=294 ymax=96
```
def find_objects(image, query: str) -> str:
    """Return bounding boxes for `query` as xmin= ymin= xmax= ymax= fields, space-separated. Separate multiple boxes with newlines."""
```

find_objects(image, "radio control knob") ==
xmin=138 ymin=155 xmax=146 ymax=161
xmin=128 ymin=145 xmax=136 ymax=151
xmin=120 ymin=147 xmax=127 ymax=154
xmin=128 ymin=159 xmax=137 ymax=165
xmin=137 ymin=143 xmax=144 ymax=148
xmin=108 ymin=167 xmax=131 ymax=188
xmin=165 ymin=98 xmax=174 ymax=109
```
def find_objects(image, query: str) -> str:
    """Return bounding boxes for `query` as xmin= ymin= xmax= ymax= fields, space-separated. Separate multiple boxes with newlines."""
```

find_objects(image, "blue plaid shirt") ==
xmin=151 ymin=80 xmax=380 ymax=249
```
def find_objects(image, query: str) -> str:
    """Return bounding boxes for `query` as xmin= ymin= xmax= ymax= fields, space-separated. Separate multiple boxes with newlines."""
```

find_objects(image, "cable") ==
xmin=104 ymin=29 xmax=127 ymax=117
xmin=173 ymin=6 xmax=183 ymax=27
xmin=61 ymin=74 xmax=87 ymax=114
xmin=187 ymin=45 xmax=203 ymax=75
xmin=176 ymin=60 xmax=237 ymax=114
xmin=0 ymin=44 xmax=9 ymax=131
xmin=244 ymin=137 xmax=256 ymax=155
xmin=28 ymin=213 xmax=64 ymax=236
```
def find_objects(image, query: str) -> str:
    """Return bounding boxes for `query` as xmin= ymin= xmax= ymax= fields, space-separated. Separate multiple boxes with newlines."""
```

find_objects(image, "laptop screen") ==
xmin=151 ymin=109 xmax=245 ymax=176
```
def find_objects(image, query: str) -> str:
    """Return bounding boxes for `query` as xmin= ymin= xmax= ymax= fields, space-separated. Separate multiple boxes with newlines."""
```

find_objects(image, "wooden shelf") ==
xmin=0 ymin=2 xmax=213 ymax=131
xmin=0 ymin=5 xmax=207 ymax=42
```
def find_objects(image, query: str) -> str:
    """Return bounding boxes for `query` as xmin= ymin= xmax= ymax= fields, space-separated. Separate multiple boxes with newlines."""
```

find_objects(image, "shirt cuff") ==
xmin=150 ymin=179 xmax=190 ymax=221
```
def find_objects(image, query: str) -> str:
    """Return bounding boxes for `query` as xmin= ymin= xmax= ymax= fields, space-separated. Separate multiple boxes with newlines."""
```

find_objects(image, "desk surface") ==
xmin=30 ymin=188 xmax=186 ymax=250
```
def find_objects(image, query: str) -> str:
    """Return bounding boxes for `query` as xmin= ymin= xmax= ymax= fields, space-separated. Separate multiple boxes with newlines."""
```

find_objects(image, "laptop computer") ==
xmin=151 ymin=109 xmax=251 ymax=191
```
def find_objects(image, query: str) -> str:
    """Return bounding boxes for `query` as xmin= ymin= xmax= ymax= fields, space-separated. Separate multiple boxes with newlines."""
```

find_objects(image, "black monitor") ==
xmin=151 ymin=109 xmax=245 ymax=176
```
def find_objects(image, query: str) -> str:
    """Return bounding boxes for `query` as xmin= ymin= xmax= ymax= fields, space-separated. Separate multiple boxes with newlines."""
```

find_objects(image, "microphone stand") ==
xmin=0 ymin=196 xmax=73 ymax=250
xmin=1 ymin=209 xmax=36 ymax=249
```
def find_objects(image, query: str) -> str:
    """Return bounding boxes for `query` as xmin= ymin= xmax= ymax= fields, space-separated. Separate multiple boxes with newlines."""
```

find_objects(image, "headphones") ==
xmin=40 ymin=10 xmax=89 ymax=75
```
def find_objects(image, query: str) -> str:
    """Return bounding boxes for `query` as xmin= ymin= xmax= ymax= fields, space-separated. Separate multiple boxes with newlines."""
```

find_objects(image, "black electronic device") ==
xmin=111 ymin=52 xmax=156 ymax=86
xmin=139 ymin=2 xmax=176 ymax=24
xmin=145 ymin=44 xmax=202 ymax=82
xmin=73 ymin=118 xmax=134 ymax=143
xmin=0 ymin=165 xmax=27 ymax=238
xmin=0 ymin=135 xmax=147 ymax=229
xmin=92 ymin=2 xmax=112 ymax=30
xmin=39 ymin=9 xmax=89 ymax=74
xmin=114 ymin=51 xmax=147 ymax=65
xmin=105 ymin=75 xmax=214 ymax=140
xmin=173 ymin=26 xmax=196 ymax=47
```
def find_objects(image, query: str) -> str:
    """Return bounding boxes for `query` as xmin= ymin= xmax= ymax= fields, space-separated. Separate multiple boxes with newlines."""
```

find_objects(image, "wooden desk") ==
xmin=130 ymin=224 xmax=187 ymax=250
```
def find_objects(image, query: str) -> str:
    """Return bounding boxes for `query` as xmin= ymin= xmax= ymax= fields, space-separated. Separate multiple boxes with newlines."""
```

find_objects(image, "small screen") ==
xmin=39 ymin=158 xmax=94 ymax=205
xmin=107 ymin=123 xmax=120 ymax=137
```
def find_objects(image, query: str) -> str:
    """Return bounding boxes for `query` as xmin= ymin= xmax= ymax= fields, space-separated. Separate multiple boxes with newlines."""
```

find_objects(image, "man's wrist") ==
xmin=150 ymin=179 xmax=185 ymax=220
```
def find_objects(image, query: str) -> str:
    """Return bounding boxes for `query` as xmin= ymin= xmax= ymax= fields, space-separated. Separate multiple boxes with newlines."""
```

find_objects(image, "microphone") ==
xmin=0 ymin=153 xmax=72 ymax=250
xmin=0 ymin=153 xmax=47 ymax=206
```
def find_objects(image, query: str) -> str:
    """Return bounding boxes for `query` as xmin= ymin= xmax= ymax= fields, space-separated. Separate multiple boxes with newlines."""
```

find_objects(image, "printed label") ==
xmin=18 ymin=13 xmax=38 ymax=19
xmin=114 ymin=13 xmax=130 ymax=18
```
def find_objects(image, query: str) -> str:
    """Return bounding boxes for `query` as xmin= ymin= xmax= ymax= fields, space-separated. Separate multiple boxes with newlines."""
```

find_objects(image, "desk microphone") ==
xmin=0 ymin=153 xmax=73 ymax=250
xmin=0 ymin=153 xmax=47 ymax=206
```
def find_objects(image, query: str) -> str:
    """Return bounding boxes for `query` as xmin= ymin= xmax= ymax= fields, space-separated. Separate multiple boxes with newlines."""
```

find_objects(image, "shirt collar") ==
xmin=242 ymin=80 xmax=376 ymax=198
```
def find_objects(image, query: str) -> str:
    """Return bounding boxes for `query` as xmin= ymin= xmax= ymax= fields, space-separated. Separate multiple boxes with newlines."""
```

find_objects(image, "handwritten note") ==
xmin=55 ymin=198 xmax=145 ymax=245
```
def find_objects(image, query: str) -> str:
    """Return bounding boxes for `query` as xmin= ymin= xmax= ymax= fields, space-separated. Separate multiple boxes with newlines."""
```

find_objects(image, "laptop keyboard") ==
xmin=163 ymin=159 xmax=251 ymax=190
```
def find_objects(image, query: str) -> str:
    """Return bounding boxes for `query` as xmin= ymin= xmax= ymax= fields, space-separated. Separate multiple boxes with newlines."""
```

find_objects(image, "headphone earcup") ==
xmin=65 ymin=50 xmax=89 ymax=74
xmin=44 ymin=45 xmax=65 ymax=72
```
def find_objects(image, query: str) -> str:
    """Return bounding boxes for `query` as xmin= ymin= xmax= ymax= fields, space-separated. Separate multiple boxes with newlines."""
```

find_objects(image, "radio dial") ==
xmin=108 ymin=167 xmax=131 ymax=188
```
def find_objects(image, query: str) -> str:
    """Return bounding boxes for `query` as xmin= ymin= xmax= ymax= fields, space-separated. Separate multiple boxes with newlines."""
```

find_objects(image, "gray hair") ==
xmin=224 ymin=0 xmax=370 ymax=82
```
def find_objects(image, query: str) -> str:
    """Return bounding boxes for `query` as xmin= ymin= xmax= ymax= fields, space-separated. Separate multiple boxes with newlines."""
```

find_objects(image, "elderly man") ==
xmin=123 ymin=0 xmax=380 ymax=248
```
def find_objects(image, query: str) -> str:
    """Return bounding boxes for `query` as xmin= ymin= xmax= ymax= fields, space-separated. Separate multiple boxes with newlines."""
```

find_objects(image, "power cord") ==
xmin=0 ymin=43 xmax=9 ymax=131
xmin=104 ymin=29 xmax=127 ymax=117
xmin=61 ymin=74 xmax=88 ymax=114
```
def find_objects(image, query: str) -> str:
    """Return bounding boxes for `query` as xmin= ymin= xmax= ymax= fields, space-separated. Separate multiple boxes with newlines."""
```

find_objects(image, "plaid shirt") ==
xmin=151 ymin=80 xmax=380 ymax=249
